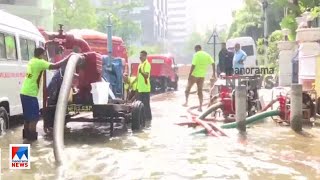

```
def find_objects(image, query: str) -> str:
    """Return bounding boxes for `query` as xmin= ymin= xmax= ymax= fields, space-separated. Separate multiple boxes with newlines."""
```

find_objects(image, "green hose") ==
xmin=192 ymin=110 xmax=280 ymax=134
xmin=220 ymin=110 xmax=280 ymax=129
xmin=191 ymin=128 xmax=207 ymax=135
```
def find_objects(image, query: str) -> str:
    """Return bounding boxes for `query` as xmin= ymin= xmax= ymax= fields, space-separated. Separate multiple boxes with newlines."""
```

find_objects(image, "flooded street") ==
xmin=1 ymin=82 xmax=320 ymax=180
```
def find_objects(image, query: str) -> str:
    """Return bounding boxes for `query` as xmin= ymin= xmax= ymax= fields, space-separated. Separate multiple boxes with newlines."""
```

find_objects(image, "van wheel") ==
xmin=0 ymin=107 xmax=9 ymax=135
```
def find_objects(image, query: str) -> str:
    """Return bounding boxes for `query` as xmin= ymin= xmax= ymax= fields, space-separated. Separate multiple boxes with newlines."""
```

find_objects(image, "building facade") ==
xmin=167 ymin=0 xmax=193 ymax=46
xmin=92 ymin=0 xmax=168 ymax=45
xmin=0 ymin=0 xmax=54 ymax=31
xmin=128 ymin=0 xmax=168 ymax=45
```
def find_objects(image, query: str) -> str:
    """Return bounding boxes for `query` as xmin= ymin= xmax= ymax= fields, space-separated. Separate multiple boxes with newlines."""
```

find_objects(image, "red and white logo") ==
xmin=9 ymin=144 xmax=30 ymax=169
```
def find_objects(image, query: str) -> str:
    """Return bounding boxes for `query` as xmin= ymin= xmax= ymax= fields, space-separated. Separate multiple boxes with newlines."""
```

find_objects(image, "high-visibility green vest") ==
xmin=124 ymin=76 xmax=137 ymax=91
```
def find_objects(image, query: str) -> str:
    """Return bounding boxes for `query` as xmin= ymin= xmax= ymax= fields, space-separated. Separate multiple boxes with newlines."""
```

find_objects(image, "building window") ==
xmin=4 ymin=34 xmax=17 ymax=60
xmin=0 ymin=33 xmax=6 ymax=59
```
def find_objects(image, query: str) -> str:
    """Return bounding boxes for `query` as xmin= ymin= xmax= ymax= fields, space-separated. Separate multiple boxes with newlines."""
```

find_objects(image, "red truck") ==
xmin=131 ymin=54 xmax=179 ymax=92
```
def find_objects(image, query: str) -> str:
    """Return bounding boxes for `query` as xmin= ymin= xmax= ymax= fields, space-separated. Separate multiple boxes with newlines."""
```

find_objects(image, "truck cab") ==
xmin=130 ymin=54 xmax=179 ymax=92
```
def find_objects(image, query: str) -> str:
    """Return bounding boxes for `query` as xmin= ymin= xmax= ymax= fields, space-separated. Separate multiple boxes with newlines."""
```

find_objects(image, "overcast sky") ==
xmin=190 ymin=0 xmax=244 ymax=32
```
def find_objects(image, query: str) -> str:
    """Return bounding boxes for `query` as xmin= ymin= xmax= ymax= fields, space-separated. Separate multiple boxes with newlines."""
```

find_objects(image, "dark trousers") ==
xmin=138 ymin=92 xmax=152 ymax=121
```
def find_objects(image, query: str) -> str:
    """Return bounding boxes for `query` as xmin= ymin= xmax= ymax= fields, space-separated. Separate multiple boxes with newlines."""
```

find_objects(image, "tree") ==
xmin=227 ymin=0 xmax=263 ymax=40
xmin=96 ymin=0 xmax=143 ymax=44
xmin=53 ymin=0 xmax=98 ymax=30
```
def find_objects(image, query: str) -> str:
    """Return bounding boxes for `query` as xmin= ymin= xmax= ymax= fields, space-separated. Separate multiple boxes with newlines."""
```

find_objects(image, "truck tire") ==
xmin=173 ymin=75 xmax=179 ymax=91
xmin=131 ymin=101 xmax=145 ymax=130
xmin=0 ymin=107 xmax=9 ymax=135
xmin=43 ymin=107 xmax=55 ymax=130
xmin=161 ymin=77 xmax=168 ymax=93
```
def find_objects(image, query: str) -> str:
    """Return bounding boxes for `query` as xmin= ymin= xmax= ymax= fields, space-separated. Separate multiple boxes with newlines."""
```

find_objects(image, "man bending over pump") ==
xmin=123 ymin=73 xmax=138 ymax=102
xmin=183 ymin=45 xmax=216 ymax=112
xmin=20 ymin=47 xmax=73 ymax=141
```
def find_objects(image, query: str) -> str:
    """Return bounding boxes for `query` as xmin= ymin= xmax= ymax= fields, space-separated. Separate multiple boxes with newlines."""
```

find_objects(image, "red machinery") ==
xmin=40 ymin=25 xmax=146 ymax=135
xmin=39 ymin=27 xmax=128 ymax=71
xmin=131 ymin=54 xmax=179 ymax=92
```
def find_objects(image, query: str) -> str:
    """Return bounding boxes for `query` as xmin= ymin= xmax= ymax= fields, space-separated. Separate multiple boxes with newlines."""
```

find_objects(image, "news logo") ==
xmin=9 ymin=144 xmax=30 ymax=169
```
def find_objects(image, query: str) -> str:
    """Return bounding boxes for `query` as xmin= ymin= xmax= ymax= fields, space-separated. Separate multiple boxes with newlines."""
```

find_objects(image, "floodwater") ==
xmin=1 ymin=82 xmax=320 ymax=180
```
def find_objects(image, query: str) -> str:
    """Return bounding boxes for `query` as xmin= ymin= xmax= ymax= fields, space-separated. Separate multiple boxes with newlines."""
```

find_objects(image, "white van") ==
xmin=0 ymin=11 xmax=46 ymax=134
xmin=226 ymin=36 xmax=258 ymax=74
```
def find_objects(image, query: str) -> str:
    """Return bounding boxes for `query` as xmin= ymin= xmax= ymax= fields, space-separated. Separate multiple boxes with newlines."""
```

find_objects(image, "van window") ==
xmin=28 ymin=40 xmax=36 ymax=59
xmin=4 ymin=34 xmax=17 ymax=60
xmin=20 ymin=38 xmax=29 ymax=60
xmin=241 ymin=45 xmax=254 ymax=56
xmin=0 ymin=33 xmax=5 ymax=59
xmin=20 ymin=38 xmax=36 ymax=61
xmin=39 ymin=42 xmax=44 ymax=48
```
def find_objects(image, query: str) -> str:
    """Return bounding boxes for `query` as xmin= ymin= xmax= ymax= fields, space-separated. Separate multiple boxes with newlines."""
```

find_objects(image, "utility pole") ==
xmin=262 ymin=0 xmax=268 ymax=65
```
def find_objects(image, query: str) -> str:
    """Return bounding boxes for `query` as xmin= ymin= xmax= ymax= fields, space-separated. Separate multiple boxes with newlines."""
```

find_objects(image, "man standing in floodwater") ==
xmin=218 ymin=42 xmax=234 ymax=76
xmin=233 ymin=43 xmax=247 ymax=74
xmin=183 ymin=45 xmax=216 ymax=112
xmin=136 ymin=50 xmax=152 ymax=121
xmin=20 ymin=47 xmax=72 ymax=141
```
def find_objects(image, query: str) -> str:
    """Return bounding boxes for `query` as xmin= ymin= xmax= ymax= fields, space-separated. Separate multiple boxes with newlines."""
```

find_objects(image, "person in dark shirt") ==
xmin=218 ymin=43 xmax=234 ymax=76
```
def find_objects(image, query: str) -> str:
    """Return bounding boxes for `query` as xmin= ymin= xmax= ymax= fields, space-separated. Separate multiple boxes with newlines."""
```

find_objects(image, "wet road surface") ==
xmin=1 ymin=82 xmax=320 ymax=179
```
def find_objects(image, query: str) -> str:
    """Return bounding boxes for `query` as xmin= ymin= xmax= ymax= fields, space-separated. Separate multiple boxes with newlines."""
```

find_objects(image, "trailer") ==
xmin=41 ymin=24 xmax=147 ymax=138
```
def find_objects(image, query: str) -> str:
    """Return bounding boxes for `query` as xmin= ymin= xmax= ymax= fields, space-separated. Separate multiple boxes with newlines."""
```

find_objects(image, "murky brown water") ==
xmin=1 ymin=82 xmax=320 ymax=180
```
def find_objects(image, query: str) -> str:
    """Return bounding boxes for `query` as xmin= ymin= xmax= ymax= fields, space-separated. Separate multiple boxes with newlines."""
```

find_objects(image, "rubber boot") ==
xmin=22 ymin=129 xmax=28 ymax=139
xmin=28 ymin=131 xmax=38 ymax=141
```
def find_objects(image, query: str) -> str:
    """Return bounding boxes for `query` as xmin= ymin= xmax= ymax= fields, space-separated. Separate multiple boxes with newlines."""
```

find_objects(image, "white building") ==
xmin=167 ymin=0 xmax=193 ymax=46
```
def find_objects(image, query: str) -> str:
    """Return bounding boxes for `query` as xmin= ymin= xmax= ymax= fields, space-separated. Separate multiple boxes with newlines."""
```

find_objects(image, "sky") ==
xmin=189 ymin=0 xmax=244 ymax=33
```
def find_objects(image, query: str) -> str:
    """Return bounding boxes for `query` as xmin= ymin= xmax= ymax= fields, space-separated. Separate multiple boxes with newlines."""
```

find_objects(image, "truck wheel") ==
xmin=131 ymin=101 xmax=145 ymax=130
xmin=173 ymin=75 xmax=179 ymax=91
xmin=43 ymin=107 xmax=55 ymax=130
xmin=161 ymin=78 xmax=168 ymax=92
xmin=0 ymin=107 xmax=9 ymax=135
xmin=173 ymin=81 xmax=178 ymax=91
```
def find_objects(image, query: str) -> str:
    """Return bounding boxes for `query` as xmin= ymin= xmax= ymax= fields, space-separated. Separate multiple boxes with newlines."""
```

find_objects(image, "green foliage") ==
xmin=53 ymin=0 xmax=98 ymax=30
xmin=299 ymin=0 xmax=320 ymax=12
xmin=96 ymin=0 xmax=142 ymax=45
xmin=311 ymin=6 xmax=320 ymax=18
xmin=280 ymin=15 xmax=297 ymax=40
xmin=268 ymin=31 xmax=283 ymax=72
xmin=227 ymin=0 xmax=262 ymax=40
xmin=128 ymin=45 xmax=164 ymax=57
xmin=97 ymin=15 xmax=141 ymax=44
xmin=256 ymin=30 xmax=283 ymax=71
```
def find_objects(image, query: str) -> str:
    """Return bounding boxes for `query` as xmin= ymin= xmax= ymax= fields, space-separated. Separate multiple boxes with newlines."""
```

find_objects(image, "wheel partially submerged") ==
xmin=131 ymin=100 xmax=146 ymax=130
xmin=0 ymin=107 xmax=9 ymax=135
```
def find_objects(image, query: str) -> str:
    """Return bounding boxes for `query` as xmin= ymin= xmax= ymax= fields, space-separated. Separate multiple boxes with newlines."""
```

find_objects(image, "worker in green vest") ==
xmin=123 ymin=73 xmax=138 ymax=102
xmin=136 ymin=50 xmax=152 ymax=121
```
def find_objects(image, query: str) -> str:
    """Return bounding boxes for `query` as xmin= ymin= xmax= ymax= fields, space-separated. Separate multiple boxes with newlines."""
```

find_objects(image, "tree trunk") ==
xmin=292 ymin=0 xmax=300 ymax=16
